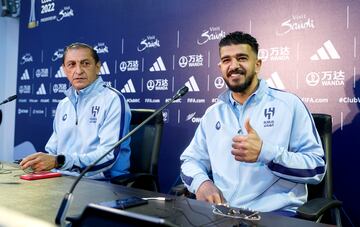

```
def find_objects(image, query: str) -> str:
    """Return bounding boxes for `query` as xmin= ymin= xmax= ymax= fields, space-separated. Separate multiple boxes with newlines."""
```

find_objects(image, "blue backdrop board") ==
xmin=15 ymin=1 xmax=360 ymax=226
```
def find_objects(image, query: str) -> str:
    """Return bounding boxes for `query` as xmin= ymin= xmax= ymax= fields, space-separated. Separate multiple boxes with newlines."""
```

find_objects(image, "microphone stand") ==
xmin=55 ymin=85 xmax=189 ymax=226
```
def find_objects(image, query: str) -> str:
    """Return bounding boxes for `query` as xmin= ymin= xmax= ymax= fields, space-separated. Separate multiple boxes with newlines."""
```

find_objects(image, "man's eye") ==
xmin=237 ymin=57 xmax=247 ymax=61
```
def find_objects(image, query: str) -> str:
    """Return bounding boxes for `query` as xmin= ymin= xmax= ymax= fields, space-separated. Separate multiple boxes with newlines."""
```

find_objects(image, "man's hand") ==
xmin=231 ymin=118 xmax=263 ymax=162
xmin=19 ymin=152 xmax=57 ymax=172
xmin=196 ymin=180 xmax=225 ymax=204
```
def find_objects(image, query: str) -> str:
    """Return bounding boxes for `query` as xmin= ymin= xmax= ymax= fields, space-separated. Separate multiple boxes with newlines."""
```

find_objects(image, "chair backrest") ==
xmin=308 ymin=113 xmax=333 ymax=200
xmin=129 ymin=109 xmax=164 ymax=176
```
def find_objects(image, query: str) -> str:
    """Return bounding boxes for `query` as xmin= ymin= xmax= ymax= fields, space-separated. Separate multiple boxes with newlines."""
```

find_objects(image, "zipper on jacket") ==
xmin=75 ymin=94 xmax=79 ymax=125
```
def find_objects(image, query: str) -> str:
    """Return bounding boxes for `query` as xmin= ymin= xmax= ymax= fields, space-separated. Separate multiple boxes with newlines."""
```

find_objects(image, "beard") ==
xmin=225 ymin=69 xmax=255 ymax=93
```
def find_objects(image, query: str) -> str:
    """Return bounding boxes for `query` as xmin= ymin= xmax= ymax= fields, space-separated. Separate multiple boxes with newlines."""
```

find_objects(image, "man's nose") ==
xmin=74 ymin=64 xmax=83 ymax=74
xmin=229 ymin=58 xmax=240 ymax=70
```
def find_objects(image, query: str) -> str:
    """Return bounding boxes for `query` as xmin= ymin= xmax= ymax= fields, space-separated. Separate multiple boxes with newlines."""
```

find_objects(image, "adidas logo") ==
xmin=149 ymin=57 xmax=166 ymax=72
xmin=120 ymin=79 xmax=136 ymax=93
xmin=310 ymin=40 xmax=340 ymax=60
xmin=54 ymin=66 xmax=67 ymax=78
xmin=21 ymin=69 xmax=30 ymax=80
xmin=99 ymin=61 xmax=110 ymax=75
xmin=185 ymin=76 xmax=200 ymax=92
xmin=36 ymin=83 xmax=47 ymax=95
xmin=266 ymin=72 xmax=285 ymax=90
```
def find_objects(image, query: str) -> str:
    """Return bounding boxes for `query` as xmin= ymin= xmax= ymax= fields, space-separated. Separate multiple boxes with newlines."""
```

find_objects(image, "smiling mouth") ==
xmin=228 ymin=69 xmax=246 ymax=78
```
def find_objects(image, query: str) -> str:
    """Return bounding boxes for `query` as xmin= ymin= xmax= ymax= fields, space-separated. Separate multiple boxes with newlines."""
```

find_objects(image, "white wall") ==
xmin=0 ymin=16 xmax=19 ymax=161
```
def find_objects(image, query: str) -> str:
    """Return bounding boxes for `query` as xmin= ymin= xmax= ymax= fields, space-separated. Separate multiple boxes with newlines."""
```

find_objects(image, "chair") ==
xmin=110 ymin=109 xmax=164 ymax=192
xmin=296 ymin=113 xmax=342 ymax=226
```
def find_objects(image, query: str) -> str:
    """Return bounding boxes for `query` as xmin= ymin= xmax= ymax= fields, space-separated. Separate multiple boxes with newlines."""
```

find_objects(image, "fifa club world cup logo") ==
xmin=28 ymin=0 xmax=38 ymax=29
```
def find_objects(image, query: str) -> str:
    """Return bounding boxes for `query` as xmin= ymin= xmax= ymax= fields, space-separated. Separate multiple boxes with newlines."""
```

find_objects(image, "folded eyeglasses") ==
xmin=212 ymin=204 xmax=261 ymax=221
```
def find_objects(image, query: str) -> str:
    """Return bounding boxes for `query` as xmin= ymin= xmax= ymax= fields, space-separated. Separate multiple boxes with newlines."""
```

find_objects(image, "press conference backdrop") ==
xmin=15 ymin=1 xmax=359 ymax=226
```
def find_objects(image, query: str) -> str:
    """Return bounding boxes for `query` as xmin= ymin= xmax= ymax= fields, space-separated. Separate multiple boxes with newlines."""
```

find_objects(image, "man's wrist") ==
xmin=55 ymin=154 xmax=65 ymax=169
xmin=193 ymin=174 xmax=211 ymax=194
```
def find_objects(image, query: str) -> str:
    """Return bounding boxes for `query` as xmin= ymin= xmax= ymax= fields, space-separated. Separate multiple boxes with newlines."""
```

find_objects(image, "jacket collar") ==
xmin=64 ymin=76 xmax=104 ymax=104
xmin=218 ymin=79 xmax=268 ymax=106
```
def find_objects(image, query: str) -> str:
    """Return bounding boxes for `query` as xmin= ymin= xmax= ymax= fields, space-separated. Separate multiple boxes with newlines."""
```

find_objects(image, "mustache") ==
xmin=228 ymin=68 xmax=246 ymax=76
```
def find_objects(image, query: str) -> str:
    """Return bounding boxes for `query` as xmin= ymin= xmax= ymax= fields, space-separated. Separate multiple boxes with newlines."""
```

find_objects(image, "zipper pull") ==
xmin=237 ymin=127 xmax=243 ymax=135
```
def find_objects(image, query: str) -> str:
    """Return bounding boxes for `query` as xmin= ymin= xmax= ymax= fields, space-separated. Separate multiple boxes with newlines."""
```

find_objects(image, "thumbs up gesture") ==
xmin=231 ymin=118 xmax=263 ymax=162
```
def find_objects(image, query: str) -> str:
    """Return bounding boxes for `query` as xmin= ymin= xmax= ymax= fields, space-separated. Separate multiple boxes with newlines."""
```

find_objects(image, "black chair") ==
xmin=296 ymin=113 xmax=342 ymax=227
xmin=110 ymin=109 xmax=164 ymax=192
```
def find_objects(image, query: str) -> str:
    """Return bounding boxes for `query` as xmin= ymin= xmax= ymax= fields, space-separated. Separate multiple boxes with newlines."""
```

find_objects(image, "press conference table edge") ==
xmin=0 ymin=162 xmax=334 ymax=227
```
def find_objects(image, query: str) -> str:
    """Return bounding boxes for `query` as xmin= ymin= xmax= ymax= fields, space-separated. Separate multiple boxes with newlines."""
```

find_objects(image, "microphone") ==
xmin=55 ymin=85 xmax=189 ymax=225
xmin=0 ymin=95 xmax=17 ymax=106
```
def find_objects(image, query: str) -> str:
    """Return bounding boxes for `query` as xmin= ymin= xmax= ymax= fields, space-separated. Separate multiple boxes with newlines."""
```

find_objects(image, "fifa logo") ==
xmin=264 ymin=107 xmax=275 ymax=120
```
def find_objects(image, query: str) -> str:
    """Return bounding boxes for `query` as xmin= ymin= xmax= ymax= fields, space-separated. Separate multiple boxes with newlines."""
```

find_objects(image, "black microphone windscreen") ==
xmin=178 ymin=86 xmax=189 ymax=97
xmin=173 ymin=86 xmax=189 ymax=100
xmin=8 ymin=95 xmax=17 ymax=101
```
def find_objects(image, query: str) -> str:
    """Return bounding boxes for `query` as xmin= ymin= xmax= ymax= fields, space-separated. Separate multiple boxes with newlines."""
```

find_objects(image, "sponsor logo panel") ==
xmin=137 ymin=35 xmax=160 ymax=52
xmin=276 ymin=14 xmax=315 ymax=36
xmin=258 ymin=47 xmax=290 ymax=61
xmin=119 ymin=60 xmax=139 ymax=72
xmin=52 ymin=48 xmax=64 ymax=61
xmin=20 ymin=53 xmax=33 ymax=65
xmin=28 ymin=1 xmax=75 ymax=29
xmin=178 ymin=54 xmax=204 ymax=68
xmin=214 ymin=77 xmax=225 ymax=89
xmin=35 ymin=68 xmax=49 ymax=78
xmin=99 ymin=61 xmax=110 ymax=75
xmin=338 ymin=97 xmax=360 ymax=103
xmin=185 ymin=76 xmax=200 ymax=92
xmin=305 ymin=70 xmax=345 ymax=87
xmin=19 ymin=85 xmax=31 ymax=94
xmin=36 ymin=83 xmax=47 ymax=95
xmin=21 ymin=69 xmax=31 ymax=80
xmin=121 ymin=79 xmax=136 ymax=93
xmin=310 ymin=40 xmax=340 ymax=60
xmin=197 ymin=26 xmax=225 ymax=45
xmin=94 ymin=43 xmax=109 ymax=54
xmin=17 ymin=108 xmax=30 ymax=115
xmin=52 ymin=83 xmax=67 ymax=93
xmin=146 ymin=79 xmax=169 ymax=91
xmin=149 ymin=57 xmax=166 ymax=72
xmin=266 ymin=72 xmax=285 ymax=90
xmin=185 ymin=112 xmax=202 ymax=123
xmin=54 ymin=66 xmax=67 ymax=78
xmin=301 ymin=97 xmax=329 ymax=103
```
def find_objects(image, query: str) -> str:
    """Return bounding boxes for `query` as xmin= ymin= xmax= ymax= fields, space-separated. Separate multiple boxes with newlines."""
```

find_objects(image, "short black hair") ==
xmin=219 ymin=31 xmax=259 ymax=55
xmin=62 ymin=42 xmax=100 ymax=64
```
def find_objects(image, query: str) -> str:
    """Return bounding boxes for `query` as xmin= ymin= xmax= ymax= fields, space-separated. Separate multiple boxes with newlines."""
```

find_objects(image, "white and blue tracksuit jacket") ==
xmin=45 ymin=77 xmax=131 ymax=179
xmin=180 ymin=79 xmax=325 ymax=212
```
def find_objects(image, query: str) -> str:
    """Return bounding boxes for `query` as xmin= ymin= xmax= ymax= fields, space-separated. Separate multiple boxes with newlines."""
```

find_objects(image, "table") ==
xmin=0 ymin=162 xmax=334 ymax=226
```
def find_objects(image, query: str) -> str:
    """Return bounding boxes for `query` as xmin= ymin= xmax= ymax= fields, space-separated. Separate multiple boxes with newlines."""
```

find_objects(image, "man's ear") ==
xmin=96 ymin=61 xmax=101 ymax=74
xmin=255 ymin=59 xmax=262 ymax=73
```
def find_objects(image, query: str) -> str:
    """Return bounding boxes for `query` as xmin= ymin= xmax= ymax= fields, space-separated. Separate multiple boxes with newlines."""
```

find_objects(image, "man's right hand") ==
xmin=19 ymin=152 xmax=57 ymax=172
xmin=195 ymin=180 xmax=225 ymax=204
